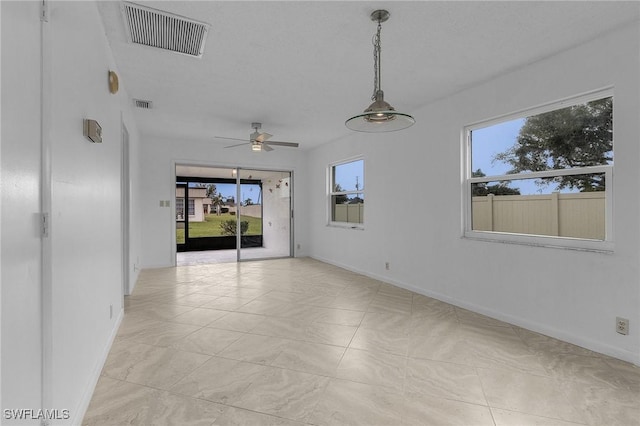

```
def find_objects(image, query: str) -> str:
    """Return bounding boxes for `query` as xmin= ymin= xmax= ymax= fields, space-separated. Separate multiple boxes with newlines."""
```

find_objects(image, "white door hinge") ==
xmin=41 ymin=0 xmax=49 ymax=22
xmin=42 ymin=212 xmax=49 ymax=237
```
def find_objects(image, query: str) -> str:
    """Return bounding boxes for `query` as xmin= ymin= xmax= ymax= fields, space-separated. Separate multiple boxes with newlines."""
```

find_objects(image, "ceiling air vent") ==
xmin=134 ymin=99 xmax=153 ymax=109
xmin=122 ymin=2 xmax=210 ymax=58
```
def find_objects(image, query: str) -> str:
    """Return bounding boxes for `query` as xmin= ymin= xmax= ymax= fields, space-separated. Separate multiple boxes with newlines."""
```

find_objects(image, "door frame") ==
xmin=121 ymin=121 xmax=131 ymax=296
xmin=172 ymin=161 xmax=294 ymax=264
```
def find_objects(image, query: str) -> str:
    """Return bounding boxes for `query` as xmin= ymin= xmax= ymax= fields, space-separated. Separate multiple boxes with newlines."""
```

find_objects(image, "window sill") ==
xmin=463 ymin=230 xmax=613 ymax=253
xmin=327 ymin=222 xmax=364 ymax=231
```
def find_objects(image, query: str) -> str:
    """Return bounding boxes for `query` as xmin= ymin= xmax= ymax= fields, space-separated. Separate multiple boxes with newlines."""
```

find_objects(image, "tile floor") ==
xmin=84 ymin=258 xmax=640 ymax=425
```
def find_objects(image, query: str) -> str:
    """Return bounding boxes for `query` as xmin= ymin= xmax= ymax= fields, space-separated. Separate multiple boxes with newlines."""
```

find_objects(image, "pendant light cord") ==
xmin=372 ymin=19 xmax=382 ymax=101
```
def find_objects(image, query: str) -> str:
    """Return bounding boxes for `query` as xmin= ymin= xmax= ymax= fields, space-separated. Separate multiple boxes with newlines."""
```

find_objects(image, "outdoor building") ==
xmin=175 ymin=187 xmax=211 ymax=222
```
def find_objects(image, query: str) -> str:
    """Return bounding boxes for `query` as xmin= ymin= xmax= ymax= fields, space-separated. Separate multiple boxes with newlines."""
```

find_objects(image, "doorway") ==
xmin=175 ymin=165 xmax=292 ymax=264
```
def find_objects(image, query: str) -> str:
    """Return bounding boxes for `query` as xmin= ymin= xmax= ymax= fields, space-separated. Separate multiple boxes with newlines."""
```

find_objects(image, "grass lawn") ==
xmin=176 ymin=213 xmax=262 ymax=244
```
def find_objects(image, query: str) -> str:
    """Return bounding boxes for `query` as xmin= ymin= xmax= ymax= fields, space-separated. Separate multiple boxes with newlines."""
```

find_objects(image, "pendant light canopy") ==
xmin=345 ymin=10 xmax=415 ymax=133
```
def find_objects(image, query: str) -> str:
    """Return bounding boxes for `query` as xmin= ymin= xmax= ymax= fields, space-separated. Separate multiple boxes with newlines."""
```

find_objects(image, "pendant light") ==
xmin=345 ymin=10 xmax=415 ymax=132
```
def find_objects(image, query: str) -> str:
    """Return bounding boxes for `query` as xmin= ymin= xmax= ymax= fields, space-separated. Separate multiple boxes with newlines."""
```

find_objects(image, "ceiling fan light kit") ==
xmin=216 ymin=122 xmax=299 ymax=152
xmin=345 ymin=9 xmax=415 ymax=133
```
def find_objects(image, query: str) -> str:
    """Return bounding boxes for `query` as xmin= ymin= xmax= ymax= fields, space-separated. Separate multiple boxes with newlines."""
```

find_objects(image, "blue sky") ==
xmin=471 ymin=117 xmax=569 ymax=195
xmin=334 ymin=159 xmax=364 ymax=192
xmin=471 ymin=118 xmax=524 ymax=176
xmin=218 ymin=183 xmax=261 ymax=203
xmin=187 ymin=182 xmax=260 ymax=203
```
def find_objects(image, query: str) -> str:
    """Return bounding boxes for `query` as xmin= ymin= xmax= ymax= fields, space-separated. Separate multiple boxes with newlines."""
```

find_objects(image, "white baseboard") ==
xmin=310 ymin=255 xmax=640 ymax=366
xmin=72 ymin=308 xmax=124 ymax=425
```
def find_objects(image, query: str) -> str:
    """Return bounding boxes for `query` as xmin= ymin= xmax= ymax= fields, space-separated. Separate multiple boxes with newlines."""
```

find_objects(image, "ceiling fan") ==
xmin=215 ymin=122 xmax=299 ymax=152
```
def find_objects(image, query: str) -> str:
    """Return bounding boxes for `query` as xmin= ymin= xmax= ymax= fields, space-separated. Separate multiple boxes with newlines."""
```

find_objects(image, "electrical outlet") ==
xmin=110 ymin=304 xmax=113 ymax=319
xmin=297 ymin=244 xmax=301 ymax=250
xmin=385 ymin=262 xmax=390 ymax=270
xmin=616 ymin=317 xmax=629 ymax=335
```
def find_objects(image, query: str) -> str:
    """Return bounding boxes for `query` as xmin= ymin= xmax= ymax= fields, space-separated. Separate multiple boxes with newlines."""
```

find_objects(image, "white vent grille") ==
xmin=122 ymin=2 xmax=209 ymax=58
xmin=134 ymin=99 xmax=153 ymax=109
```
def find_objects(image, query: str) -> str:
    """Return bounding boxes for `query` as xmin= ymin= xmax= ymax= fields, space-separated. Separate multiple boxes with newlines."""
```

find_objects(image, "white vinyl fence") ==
xmin=334 ymin=203 xmax=364 ymax=224
xmin=472 ymin=192 xmax=605 ymax=240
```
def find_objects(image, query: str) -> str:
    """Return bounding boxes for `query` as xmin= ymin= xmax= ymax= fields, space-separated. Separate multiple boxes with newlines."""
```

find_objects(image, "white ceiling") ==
xmin=97 ymin=1 xmax=639 ymax=150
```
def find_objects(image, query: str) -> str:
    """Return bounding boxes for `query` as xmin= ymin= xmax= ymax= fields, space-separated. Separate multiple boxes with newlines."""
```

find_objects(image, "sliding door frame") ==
xmin=172 ymin=162 xmax=294 ymax=265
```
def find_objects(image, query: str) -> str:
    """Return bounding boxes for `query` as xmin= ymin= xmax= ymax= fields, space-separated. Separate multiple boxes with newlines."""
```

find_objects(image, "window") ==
xmin=176 ymin=198 xmax=185 ymax=220
xmin=464 ymin=91 xmax=613 ymax=250
xmin=329 ymin=158 xmax=364 ymax=226
xmin=188 ymin=199 xmax=195 ymax=216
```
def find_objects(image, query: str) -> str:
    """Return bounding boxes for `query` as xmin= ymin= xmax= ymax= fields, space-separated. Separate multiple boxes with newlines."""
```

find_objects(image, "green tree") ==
xmin=494 ymin=97 xmax=612 ymax=191
xmin=205 ymin=184 xmax=217 ymax=198
xmin=206 ymin=184 xmax=224 ymax=209
xmin=333 ymin=184 xmax=348 ymax=204
xmin=471 ymin=169 xmax=520 ymax=196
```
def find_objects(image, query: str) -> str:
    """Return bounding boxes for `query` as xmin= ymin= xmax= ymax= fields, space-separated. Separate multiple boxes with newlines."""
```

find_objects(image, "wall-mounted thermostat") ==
xmin=83 ymin=119 xmax=102 ymax=143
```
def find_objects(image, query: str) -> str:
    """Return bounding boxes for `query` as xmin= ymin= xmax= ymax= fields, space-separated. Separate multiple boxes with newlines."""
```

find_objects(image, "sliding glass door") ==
xmin=175 ymin=165 xmax=292 ymax=263
xmin=237 ymin=168 xmax=292 ymax=261
xmin=176 ymin=177 xmax=238 ymax=252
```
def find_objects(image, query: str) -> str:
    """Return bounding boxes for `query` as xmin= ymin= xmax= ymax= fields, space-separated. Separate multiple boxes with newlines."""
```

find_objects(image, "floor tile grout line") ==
xmin=474 ymin=366 xmax=498 ymax=426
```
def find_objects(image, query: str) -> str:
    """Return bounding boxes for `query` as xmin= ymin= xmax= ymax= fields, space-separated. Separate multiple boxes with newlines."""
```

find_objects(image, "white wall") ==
xmin=308 ymin=23 xmax=640 ymax=365
xmin=1 ymin=1 xmax=43 ymax=419
xmin=1 ymin=1 xmax=143 ymax=423
xmin=48 ymin=2 xmax=143 ymax=421
xmin=140 ymin=136 xmax=308 ymax=268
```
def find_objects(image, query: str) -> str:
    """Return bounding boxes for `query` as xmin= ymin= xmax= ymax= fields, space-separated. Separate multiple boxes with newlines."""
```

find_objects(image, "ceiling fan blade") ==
xmin=262 ymin=144 xmax=274 ymax=152
xmin=224 ymin=142 xmax=249 ymax=148
xmin=215 ymin=136 xmax=247 ymax=142
xmin=263 ymin=141 xmax=299 ymax=148
xmin=255 ymin=132 xmax=272 ymax=143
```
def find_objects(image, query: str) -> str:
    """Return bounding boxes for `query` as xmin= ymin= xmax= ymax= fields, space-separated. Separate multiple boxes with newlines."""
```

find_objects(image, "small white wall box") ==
xmin=83 ymin=119 xmax=102 ymax=143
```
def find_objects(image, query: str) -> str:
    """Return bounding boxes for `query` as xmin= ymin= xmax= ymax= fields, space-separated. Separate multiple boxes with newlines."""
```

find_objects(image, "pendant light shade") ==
xmin=345 ymin=90 xmax=415 ymax=132
xmin=345 ymin=10 xmax=415 ymax=133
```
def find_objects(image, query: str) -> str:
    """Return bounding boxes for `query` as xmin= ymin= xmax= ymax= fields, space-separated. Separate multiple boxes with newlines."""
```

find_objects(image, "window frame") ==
xmin=328 ymin=156 xmax=365 ymax=229
xmin=462 ymin=89 xmax=614 ymax=252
